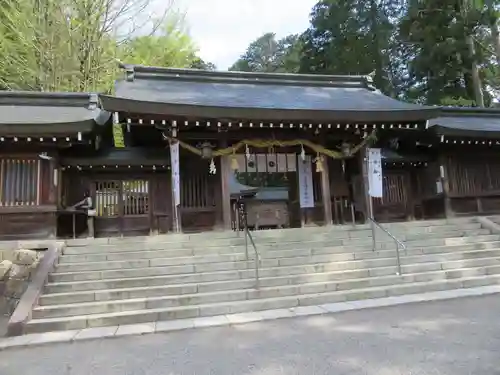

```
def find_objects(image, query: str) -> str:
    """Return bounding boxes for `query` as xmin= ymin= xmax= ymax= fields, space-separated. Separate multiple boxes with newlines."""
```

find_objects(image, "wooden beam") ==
xmin=359 ymin=147 xmax=371 ymax=222
xmin=176 ymin=129 xmax=361 ymax=142
xmin=438 ymin=153 xmax=454 ymax=218
xmin=219 ymin=140 xmax=232 ymax=231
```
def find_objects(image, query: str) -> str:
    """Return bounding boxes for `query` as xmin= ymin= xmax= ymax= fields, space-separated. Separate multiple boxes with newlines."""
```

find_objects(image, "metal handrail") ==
xmin=244 ymin=225 xmax=260 ymax=289
xmin=236 ymin=200 xmax=261 ymax=289
xmin=369 ymin=218 xmax=405 ymax=275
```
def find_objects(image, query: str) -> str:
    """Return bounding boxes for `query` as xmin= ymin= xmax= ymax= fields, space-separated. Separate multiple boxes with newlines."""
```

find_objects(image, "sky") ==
xmin=177 ymin=0 xmax=318 ymax=70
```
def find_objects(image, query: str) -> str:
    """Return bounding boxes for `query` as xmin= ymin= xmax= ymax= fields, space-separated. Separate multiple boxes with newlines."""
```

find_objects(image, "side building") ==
xmin=0 ymin=92 xmax=109 ymax=240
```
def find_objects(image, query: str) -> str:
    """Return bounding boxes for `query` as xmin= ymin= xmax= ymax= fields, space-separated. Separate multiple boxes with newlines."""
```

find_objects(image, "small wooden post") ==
xmin=439 ymin=154 xmax=454 ymax=218
xmin=320 ymin=157 xmax=332 ymax=225
xmin=220 ymin=152 xmax=232 ymax=231
xmin=49 ymin=155 xmax=57 ymax=205
xmin=359 ymin=147 xmax=372 ymax=223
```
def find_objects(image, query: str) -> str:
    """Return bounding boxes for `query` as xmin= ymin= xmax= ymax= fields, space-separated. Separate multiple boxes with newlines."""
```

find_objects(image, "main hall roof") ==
xmin=100 ymin=64 xmax=440 ymax=123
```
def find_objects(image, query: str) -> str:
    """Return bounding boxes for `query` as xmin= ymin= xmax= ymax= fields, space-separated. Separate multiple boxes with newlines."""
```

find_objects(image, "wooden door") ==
xmin=93 ymin=178 xmax=151 ymax=237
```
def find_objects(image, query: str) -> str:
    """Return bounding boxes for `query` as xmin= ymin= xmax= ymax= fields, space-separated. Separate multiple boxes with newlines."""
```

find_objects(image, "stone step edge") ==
xmin=29 ymin=273 xmax=500 ymax=328
xmin=62 ymin=231 xmax=494 ymax=255
xmin=59 ymin=235 xmax=494 ymax=263
xmin=56 ymin=238 xmax=500 ymax=269
xmin=50 ymin=248 xmax=500 ymax=278
xmin=37 ymin=263 xmax=500 ymax=310
xmin=46 ymin=247 xmax=500 ymax=295
xmin=4 ymin=283 xmax=498 ymax=350
xmin=47 ymin=252 xmax=500 ymax=289
xmin=63 ymin=219 xmax=478 ymax=246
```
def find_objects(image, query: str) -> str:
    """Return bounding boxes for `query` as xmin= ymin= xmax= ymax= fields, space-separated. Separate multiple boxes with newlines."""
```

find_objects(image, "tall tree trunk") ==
xmin=490 ymin=19 xmax=500 ymax=66
xmin=466 ymin=36 xmax=485 ymax=107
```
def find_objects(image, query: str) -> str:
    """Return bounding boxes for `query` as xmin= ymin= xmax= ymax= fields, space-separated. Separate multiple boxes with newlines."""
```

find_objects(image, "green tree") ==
xmin=119 ymin=13 xmax=198 ymax=70
xmin=190 ymin=57 xmax=217 ymax=70
xmin=398 ymin=0 xmax=492 ymax=105
xmin=0 ymin=0 xmax=197 ymax=92
xmin=229 ymin=32 xmax=302 ymax=73
xmin=300 ymin=0 xmax=404 ymax=96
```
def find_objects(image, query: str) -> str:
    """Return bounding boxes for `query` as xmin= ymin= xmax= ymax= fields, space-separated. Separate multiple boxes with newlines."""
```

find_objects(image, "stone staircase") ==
xmin=25 ymin=217 xmax=500 ymax=333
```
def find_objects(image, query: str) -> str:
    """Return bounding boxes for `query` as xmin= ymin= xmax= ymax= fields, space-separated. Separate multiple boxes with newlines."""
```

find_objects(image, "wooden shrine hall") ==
xmin=0 ymin=65 xmax=499 ymax=240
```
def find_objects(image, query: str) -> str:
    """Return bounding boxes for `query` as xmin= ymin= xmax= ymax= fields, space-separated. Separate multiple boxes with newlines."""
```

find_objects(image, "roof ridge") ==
xmin=0 ymin=91 xmax=99 ymax=108
xmin=440 ymin=106 xmax=500 ymax=117
xmin=120 ymin=63 xmax=372 ymax=89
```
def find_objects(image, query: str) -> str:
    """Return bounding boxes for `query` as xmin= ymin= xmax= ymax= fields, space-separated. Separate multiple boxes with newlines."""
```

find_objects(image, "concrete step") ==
xmin=60 ymin=221 xmax=483 ymax=254
xmin=60 ymin=230 xmax=498 ymax=259
xmin=40 ymin=256 xmax=500 ymax=306
xmin=45 ymin=240 xmax=500 ymax=293
xmin=54 ymin=239 xmax=500 ymax=274
xmin=34 ymin=262 xmax=500 ymax=319
xmin=45 ymin=245 xmax=500 ymax=294
xmin=59 ymin=235 xmax=500 ymax=265
xmin=49 ymin=245 xmax=500 ymax=283
xmin=26 ymin=272 xmax=500 ymax=333
xmin=63 ymin=218 xmax=479 ymax=247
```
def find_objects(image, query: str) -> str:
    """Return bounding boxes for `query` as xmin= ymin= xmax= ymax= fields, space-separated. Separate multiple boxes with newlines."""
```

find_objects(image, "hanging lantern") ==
xmin=230 ymin=152 xmax=239 ymax=171
xmin=199 ymin=141 xmax=214 ymax=159
xmin=315 ymin=155 xmax=324 ymax=173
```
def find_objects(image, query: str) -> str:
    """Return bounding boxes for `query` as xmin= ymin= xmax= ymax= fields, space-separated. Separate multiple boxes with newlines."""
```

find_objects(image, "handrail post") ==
xmin=395 ymin=241 xmax=402 ymax=275
xmin=369 ymin=218 xmax=405 ymax=276
xmin=240 ymin=200 xmax=249 ymax=261
xmin=371 ymin=224 xmax=376 ymax=252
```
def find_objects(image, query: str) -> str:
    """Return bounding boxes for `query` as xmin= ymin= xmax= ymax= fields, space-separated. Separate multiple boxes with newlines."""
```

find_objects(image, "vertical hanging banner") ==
xmin=170 ymin=141 xmax=180 ymax=206
xmin=298 ymin=155 xmax=315 ymax=208
xmin=367 ymin=148 xmax=383 ymax=198
xmin=112 ymin=112 xmax=125 ymax=148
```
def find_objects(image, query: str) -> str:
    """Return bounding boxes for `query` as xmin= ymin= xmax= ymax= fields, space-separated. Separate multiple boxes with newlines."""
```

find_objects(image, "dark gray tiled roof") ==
xmin=0 ymin=92 xmax=110 ymax=134
xmin=429 ymin=107 xmax=500 ymax=137
xmin=101 ymin=65 xmax=439 ymax=122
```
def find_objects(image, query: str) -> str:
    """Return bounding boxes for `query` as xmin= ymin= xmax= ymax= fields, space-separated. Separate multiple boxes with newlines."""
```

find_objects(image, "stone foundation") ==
xmin=0 ymin=249 xmax=45 ymax=316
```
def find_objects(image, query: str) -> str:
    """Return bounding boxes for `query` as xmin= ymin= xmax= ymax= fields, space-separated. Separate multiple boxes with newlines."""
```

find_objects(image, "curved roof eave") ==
xmin=100 ymin=95 xmax=440 ymax=123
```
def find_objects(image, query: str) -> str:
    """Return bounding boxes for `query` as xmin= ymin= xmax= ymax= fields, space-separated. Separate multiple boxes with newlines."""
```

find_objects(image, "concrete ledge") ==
xmin=1 ymin=284 xmax=500 ymax=351
xmin=7 ymin=242 xmax=64 ymax=337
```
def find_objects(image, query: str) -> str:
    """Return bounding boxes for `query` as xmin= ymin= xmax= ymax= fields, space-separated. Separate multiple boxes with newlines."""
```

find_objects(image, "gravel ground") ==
xmin=1 ymin=295 xmax=500 ymax=375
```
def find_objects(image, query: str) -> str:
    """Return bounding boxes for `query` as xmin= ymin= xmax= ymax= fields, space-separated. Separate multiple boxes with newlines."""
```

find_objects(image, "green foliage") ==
xmin=397 ymin=0 xmax=491 ymax=105
xmin=119 ymin=12 xmax=198 ymax=69
xmin=229 ymin=32 xmax=302 ymax=73
xmin=230 ymin=0 xmax=499 ymax=106
xmin=189 ymin=57 xmax=217 ymax=70
xmin=0 ymin=0 xmax=200 ymax=92
xmin=299 ymin=0 xmax=404 ymax=96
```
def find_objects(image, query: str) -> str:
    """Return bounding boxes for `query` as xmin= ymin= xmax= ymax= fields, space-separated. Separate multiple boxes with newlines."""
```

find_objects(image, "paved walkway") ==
xmin=1 ymin=294 xmax=499 ymax=375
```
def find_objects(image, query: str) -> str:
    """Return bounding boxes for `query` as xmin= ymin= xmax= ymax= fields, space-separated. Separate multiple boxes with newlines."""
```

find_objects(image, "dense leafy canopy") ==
xmin=230 ymin=0 xmax=500 ymax=106
xmin=0 ymin=0 xmax=216 ymax=92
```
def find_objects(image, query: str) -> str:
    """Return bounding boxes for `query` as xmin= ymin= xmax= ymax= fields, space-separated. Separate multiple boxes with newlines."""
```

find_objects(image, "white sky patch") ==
xmin=177 ymin=0 xmax=317 ymax=70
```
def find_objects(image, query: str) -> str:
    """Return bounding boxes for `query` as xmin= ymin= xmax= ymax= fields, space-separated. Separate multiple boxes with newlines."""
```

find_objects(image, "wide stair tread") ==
xmin=27 ymin=273 xmax=500 ymax=333
xmin=50 ymin=248 xmax=500 ymax=281
xmin=37 ymin=263 xmax=500 ymax=312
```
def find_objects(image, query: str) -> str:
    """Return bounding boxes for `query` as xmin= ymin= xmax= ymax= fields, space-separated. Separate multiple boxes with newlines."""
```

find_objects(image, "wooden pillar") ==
xmin=49 ymin=155 xmax=57 ymax=206
xmin=359 ymin=147 xmax=372 ymax=223
xmin=438 ymin=154 xmax=454 ymax=218
xmin=219 ymin=144 xmax=232 ymax=231
xmin=320 ymin=157 xmax=332 ymax=225
xmin=170 ymin=135 xmax=181 ymax=233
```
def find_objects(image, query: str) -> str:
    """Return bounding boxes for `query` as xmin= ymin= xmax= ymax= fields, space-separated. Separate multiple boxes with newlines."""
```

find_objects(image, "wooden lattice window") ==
xmin=0 ymin=158 xmax=41 ymax=206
